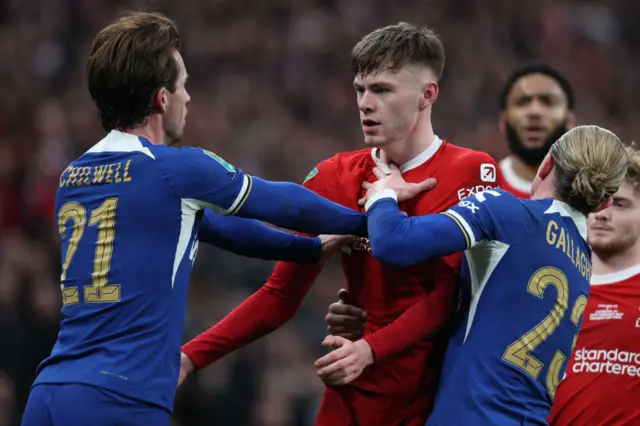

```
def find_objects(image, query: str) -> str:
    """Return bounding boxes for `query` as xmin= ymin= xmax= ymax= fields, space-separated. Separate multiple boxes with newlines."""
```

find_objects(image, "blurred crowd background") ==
xmin=1 ymin=0 xmax=639 ymax=425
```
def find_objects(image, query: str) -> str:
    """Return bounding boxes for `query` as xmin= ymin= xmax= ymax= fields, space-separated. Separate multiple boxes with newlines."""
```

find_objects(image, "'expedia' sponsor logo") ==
xmin=457 ymin=185 xmax=496 ymax=201
xmin=572 ymin=348 xmax=640 ymax=377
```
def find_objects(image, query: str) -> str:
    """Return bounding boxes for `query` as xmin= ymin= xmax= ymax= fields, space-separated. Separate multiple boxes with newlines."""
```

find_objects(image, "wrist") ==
xmin=355 ymin=339 xmax=375 ymax=367
xmin=292 ymin=234 xmax=322 ymax=263
xmin=364 ymin=189 xmax=398 ymax=212
xmin=181 ymin=352 xmax=196 ymax=373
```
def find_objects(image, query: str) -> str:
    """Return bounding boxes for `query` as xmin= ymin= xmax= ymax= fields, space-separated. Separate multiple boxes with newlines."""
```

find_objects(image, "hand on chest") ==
xmin=357 ymin=168 xmax=454 ymax=215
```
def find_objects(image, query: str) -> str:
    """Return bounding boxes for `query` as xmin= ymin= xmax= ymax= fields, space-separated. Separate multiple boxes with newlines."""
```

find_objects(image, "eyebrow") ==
xmin=353 ymin=81 xmax=393 ymax=90
xmin=514 ymin=91 xmax=561 ymax=100
xmin=612 ymin=196 xmax=632 ymax=204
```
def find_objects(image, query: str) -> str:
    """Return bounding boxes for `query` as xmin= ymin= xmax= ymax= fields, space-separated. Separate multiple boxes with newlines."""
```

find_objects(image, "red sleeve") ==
xmin=362 ymin=149 xmax=499 ymax=360
xmin=363 ymin=260 xmax=457 ymax=361
xmin=182 ymin=261 xmax=324 ymax=369
xmin=182 ymin=159 xmax=338 ymax=370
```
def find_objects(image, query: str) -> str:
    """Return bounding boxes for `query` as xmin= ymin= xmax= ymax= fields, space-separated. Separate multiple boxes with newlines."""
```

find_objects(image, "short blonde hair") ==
xmin=625 ymin=143 xmax=640 ymax=193
xmin=550 ymin=125 xmax=629 ymax=214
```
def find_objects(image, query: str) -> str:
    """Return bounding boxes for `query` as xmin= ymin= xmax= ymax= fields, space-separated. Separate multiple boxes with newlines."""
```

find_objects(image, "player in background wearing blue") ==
xmin=21 ymin=12 xmax=432 ymax=426
xmin=359 ymin=125 xmax=629 ymax=425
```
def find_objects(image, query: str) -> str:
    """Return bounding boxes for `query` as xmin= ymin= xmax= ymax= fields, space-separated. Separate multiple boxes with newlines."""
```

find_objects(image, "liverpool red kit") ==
xmin=183 ymin=137 xmax=500 ymax=425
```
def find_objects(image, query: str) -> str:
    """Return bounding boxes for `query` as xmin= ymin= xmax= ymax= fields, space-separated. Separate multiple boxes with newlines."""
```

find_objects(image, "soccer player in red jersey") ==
xmin=498 ymin=64 xmax=576 ymax=199
xmin=179 ymin=23 xmax=500 ymax=425
xmin=319 ymin=65 xmax=578 ymax=382
xmin=549 ymin=145 xmax=640 ymax=426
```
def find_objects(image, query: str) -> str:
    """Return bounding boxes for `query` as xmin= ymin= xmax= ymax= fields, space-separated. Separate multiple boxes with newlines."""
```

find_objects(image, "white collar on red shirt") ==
xmin=591 ymin=264 xmax=640 ymax=285
xmin=500 ymin=156 xmax=532 ymax=194
xmin=371 ymin=136 xmax=442 ymax=174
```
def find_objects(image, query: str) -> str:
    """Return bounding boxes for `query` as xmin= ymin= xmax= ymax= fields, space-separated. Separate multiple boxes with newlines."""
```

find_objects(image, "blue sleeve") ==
xmin=234 ymin=177 xmax=367 ymax=237
xmin=162 ymin=147 xmax=251 ymax=215
xmin=366 ymin=189 xmax=513 ymax=267
xmin=198 ymin=210 xmax=322 ymax=263
xmin=443 ymin=188 xmax=516 ymax=246
xmin=163 ymin=147 xmax=367 ymax=237
xmin=366 ymin=200 xmax=468 ymax=268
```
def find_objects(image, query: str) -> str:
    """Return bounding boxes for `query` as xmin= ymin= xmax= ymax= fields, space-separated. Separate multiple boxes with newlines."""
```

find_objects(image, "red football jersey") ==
xmin=499 ymin=156 xmax=531 ymax=199
xmin=306 ymin=138 xmax=500 ymax=423
xmin=182 ymin=137 xmax=501 ymax=425
xmin=549 ymin=265 xmax=640 ymax=426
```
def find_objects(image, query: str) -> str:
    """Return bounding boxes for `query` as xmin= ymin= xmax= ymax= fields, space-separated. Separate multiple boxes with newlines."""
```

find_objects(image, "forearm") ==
xmin=363 ymin=280 xmax=457 ymax=361
xmin=367 ymin=197 xmax=468 ymax=267
xmin=237 ymin=177 xmax=367 ymax=237
xmin=182 ymin=288 xmax=296 ymax=368
xmin=199 ymin=212 xmax=321 ymax=263
xmin=182 ymin=262 xmax=323 ymax=369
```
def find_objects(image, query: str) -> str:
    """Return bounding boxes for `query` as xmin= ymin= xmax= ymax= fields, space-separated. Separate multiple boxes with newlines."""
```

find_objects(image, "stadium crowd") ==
xmin=1 ymin=0 xmax=639 ymax=425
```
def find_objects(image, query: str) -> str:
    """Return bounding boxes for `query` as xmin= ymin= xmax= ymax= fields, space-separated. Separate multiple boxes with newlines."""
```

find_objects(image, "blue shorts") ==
xmin=22 ymin=383 xmax=170 ymax=426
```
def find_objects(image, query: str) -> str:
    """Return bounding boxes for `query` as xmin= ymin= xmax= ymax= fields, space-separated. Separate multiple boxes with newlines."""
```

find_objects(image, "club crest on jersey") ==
xmin=304 ymin=167 xmax=318 ymax=184
xmin=203 ymin=149 xmax=236 ymax=174
xmin=480 ymin=163 xmax=496 ymax=183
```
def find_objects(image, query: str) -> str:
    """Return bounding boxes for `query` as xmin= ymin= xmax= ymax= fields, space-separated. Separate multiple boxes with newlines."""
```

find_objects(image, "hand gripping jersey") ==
xmin=33 ymin=130 xmax=366 ymax=413
xmin=549 ymin=265 xmax=640 ymax=426
xmin=182 ymin=137 xmax=501 ymax=425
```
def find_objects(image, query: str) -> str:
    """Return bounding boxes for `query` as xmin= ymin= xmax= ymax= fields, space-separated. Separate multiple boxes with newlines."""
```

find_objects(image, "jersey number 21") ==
xmin=57 ymin=198 xmax=120 ymax=305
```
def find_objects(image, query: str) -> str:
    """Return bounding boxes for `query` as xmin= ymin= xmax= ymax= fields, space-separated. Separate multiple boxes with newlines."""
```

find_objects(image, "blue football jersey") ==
xmin=427 ymin=189 xmax=591 ymax=426
xmin=34 ymin=131 xmax=263 ymax=411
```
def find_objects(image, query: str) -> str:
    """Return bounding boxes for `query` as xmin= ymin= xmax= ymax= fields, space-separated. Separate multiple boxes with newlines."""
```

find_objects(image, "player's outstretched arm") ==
xmin=237 ymin=176 xmax=368 ymax=236
xmin=362 ymin=165 xmax=507 ymax=267
xmin=162 ymin=147 xmax=368 ymax=237
xmin=366 ymin=200 xmax=468 ymax=267
xmin=199 ymin=209 xmax=349 ymax=264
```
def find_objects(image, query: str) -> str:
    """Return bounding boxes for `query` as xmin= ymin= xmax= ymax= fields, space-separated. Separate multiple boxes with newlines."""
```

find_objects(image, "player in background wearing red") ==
xmin=498 ymin=64 xmax=576 ymax=199
xmin=179 ymin=23 xmax=500 ymax=425
xmin=549 ymin=145 xmax=640 ymax=426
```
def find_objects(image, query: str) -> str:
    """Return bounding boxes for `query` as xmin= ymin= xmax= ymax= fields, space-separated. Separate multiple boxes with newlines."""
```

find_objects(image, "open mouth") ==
xmin=522 ymin=125 xmax=547 ymax=139
xmin=362 ymin=119 xmax=380 ymax=131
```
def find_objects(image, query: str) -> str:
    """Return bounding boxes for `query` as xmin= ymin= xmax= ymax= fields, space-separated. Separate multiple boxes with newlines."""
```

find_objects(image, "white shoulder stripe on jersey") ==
xmin=86 ymin=130 xmax=155 ymax=159
xmin=463 ymin=241 xmax=510 ymax=342
xmin=544 ymin=200 xmax=587 ymax=241
xmin=446 ymin=209 xmax=477 ymax=248
xmin=182 ymin=174 xmax=251 ymax=216
xmin=226 ymin=174 xmax=252 ymax=216
xmin=172 ymin=199 xmax=199 ymax=289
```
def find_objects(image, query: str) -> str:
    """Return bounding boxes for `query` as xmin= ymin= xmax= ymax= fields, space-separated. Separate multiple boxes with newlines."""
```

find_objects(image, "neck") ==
xmin=510 ymin=155 xmax=539 ymax=183
xmin=592 ymin=243 xmax=640 ymax=275
xmin=379 ymin=115 xmax=434 ymax=167
xmin=124 ymin=116 xmax=164 ymax=146
xmin=530 ymin=185 xmax=557 ymax=201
